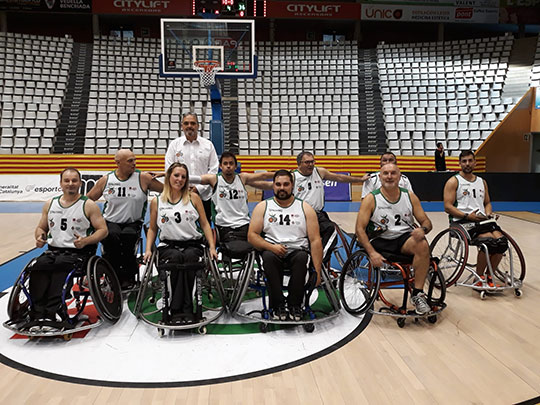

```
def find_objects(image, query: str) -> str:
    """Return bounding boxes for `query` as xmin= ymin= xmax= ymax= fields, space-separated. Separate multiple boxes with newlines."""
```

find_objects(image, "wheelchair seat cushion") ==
xmin=220 ymin=240 xmax=253 ymax=259
xmin=380 ymin=251 xmax=414 ymax=265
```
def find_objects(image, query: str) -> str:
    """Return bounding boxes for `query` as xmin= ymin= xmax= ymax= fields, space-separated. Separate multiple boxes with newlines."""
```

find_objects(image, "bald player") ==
xmin=87 ymin=149 xmax=163 ymax=288
xmin=355 ymin=162 xmax=433 ymax=315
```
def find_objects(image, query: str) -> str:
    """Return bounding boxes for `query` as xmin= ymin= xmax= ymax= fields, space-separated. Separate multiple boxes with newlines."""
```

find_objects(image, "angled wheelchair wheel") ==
xmin=134 ymin=247 xmax=157 ymax=317
xmin=7 ymin=260 xmax=34 ymax=322
xmin=339 ymin=250 xmax=380 ymax=315
xmin=424 ymin=261 xmax=446 ymax=307
xmin=430 ymin=227 xmax=468 ymax=288
xmin=87 ymin=256 xmax=123 ymax=323
xmin=494 ymin=231 xmax=526 ymax=285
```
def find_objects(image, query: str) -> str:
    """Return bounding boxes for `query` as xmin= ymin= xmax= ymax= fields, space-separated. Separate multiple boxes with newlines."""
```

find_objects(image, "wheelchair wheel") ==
xmin=339 ymin=250 xmax=380 ymax=315
xmin=493 ymin=231 xmax=526 ymax=285
xmin=134 ymin=248 xmax=157 ymax=317
xmin=7 ymin=261 xmax=33 ymax=322
xmin=424 ymin=262 xmax=446 ymax=307
xmin=430 ymin=227 xmax=468 ymax=288
xmin=87 ymin=256 xmax=123 ymax=323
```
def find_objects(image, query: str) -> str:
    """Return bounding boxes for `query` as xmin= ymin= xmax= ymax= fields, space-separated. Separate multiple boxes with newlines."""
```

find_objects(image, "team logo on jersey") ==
xmin=298 ymin=186 xmax=305 ymax=192
xmin=160 ymin=215 xmax=169 ymax=224
xmin=105 ymin=188 xmax=115 ymax=195
xmin=380 ymin=215 xmax=389 ymax=225
xmin=463 ymin=190 xmax=469 ymax=196
xmin=219 ymin=193 xmax=225 ymax=198
xmin=49 ymin=219 xmax=55 ymax=228
xmin=268 ymin=214 xmax=277 ymax=223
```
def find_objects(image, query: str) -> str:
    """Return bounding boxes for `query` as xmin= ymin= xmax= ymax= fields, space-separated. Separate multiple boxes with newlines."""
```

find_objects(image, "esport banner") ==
xmin=0 ymin=0 xmax=91 ymax=12
xmin=0 ymin=172 xmax=161 ymax=201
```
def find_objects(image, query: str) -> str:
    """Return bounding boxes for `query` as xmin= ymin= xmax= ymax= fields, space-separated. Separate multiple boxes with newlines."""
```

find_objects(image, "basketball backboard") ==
xmin=160 ymin=18 xmax=256 ymax=79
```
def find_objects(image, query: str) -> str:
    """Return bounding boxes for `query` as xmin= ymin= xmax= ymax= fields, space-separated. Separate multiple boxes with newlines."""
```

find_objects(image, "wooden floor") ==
xmin=1 ymin=211 xmax=540 ymax=404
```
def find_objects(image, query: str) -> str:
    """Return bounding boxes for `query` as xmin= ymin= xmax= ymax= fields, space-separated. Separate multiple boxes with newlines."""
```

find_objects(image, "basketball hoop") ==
xmin=193 ymin=60 xmax=221 ymax=87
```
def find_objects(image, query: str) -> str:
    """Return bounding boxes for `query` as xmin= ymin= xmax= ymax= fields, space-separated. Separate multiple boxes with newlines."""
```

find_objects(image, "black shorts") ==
xmin=455 ymin=220 xmax=501 ymax=240
xmin=371 ymin=232 xmax=412 ymax=255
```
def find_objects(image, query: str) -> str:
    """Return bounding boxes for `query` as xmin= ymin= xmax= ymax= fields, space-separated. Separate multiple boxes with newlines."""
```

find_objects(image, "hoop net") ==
xmin=193 ymin=60 xmax=221 ymax=87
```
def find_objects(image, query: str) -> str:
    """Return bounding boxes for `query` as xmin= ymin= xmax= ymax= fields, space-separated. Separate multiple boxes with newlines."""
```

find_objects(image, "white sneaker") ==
xmin=410 ymin=293 xmax=430 ymax=315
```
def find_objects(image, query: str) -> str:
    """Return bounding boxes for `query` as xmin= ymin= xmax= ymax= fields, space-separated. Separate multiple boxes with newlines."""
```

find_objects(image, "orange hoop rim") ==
xmin=193 ymin=60 xmax=221 ymax=72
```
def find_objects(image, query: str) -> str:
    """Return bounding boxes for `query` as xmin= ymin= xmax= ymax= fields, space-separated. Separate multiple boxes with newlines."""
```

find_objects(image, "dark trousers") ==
xmin=28 ymin=249 xmax=88 ymax=319
xmin=259 ymin=249 xmax=310 ymax=309
xmin=317 ymin=210 xmax=338 ymax=263
xmin=202 ymin=199 xmax=212 ymax=224
xmin=158 ymin=243 xmax=204 ymax=315
xmin=101 ymin=221 xmax=141 ymax=284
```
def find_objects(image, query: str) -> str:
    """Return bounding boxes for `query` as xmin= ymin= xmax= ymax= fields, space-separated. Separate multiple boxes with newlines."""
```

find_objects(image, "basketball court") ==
xmin=1 ymin=8 xmax=540 ymax=405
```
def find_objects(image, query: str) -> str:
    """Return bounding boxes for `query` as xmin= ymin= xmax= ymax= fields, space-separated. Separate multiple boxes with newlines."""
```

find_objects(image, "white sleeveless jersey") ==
xmin=157 ymin=197 xmax=202 ymax=245
xmin=211 ymin=173 xmax=250 ymax=227
xmin=47 ymin=196 xmax=93 ymax=249
xmin=263 ymin=198 xmax=308 ymax=250
xmin=369 ymin=188 xmax=414 ymax=240
xmin=362 ymin=172 xmax=413 ymax=199
xmin=451 ymin=174 xmax=486 ymax=222
xmin=293 ymin=168 xmax=324 ymax=212
xmin=102 ymin=170 xmax=147 ymax=223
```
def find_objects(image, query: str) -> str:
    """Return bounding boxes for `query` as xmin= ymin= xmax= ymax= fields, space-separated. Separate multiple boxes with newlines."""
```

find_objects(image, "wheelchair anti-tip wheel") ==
xmin=339 ymin=250 xmax=381 ymax=315
xmin=430 ymin=227 xmax=468 ymax=288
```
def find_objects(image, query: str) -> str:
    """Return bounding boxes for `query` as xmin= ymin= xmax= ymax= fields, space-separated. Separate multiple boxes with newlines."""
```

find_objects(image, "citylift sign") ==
xmin=267 ymin=1 xmax=361 ymax=19
xmin=92 ymin=0 xmax=191 ymax=15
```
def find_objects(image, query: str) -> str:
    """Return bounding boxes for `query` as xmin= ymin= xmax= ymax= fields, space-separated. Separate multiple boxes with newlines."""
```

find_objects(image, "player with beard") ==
xmin=443 ymin=150 xmax=506 ymax=286
xmin=355 ymin=163 xmax=433 ymax=315
xmin=248 ymin=170 xmax=322 ymax=321
xmin=189 ymin=151 xmax=273 ymax=245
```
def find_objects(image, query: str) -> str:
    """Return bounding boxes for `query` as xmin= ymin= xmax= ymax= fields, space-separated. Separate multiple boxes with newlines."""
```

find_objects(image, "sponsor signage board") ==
xmin=92 ymin=0 xmax=191 ymax=15
xmin=0 ymin=172 xmax=160 ymax=201
xmin=361 ymin=3 xmax=498 ymax=22
xmin=0 ymin=0 xmax=91 ymax=12
xmin=536 ymin=87 xmax=540 ymax=110
xmin=267 ymin=1 xmax=361 ymax=19
xmin=363 ymin=0 xmax=499 ymax=6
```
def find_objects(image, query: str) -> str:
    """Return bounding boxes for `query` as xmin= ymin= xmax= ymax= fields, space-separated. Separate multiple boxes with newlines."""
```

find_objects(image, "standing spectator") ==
xmin=435 ymin=142 xmax=446 ymax=172
xmin=165 ymin=112 xmax=219 ymax=222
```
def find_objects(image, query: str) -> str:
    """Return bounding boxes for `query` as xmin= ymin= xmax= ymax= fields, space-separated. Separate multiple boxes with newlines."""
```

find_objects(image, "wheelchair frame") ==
xmin=229 ymin=249 xmax=341 ymax=333
xmin=340 ymin=248 xmax=447 ymax=328
xmin=3 ymin=254 xmax=123 ymax=340
xmin=134 ymin=244 xmax=227 ymax=336
xmin=430 ymin=221 xmax=525 ymax=299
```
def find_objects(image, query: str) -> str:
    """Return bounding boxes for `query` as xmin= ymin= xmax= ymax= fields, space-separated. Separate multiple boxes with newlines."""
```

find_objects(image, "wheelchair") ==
xmin=229 ymin=248 xmax=341 ymax=333
xmin=340 ymin=238 xmax=447 ymax=328
xmin=3 ymin=252 xmax=123 ymax=340
xmin=430 ymin=219 xmax=526 ymax=299
xmin=134 ymin=242 xmax=227 ymax=337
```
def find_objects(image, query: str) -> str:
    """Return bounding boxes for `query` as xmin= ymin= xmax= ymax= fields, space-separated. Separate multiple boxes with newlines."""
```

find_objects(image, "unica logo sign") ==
xmin=363 ymin=6 xmax=403 ymax=20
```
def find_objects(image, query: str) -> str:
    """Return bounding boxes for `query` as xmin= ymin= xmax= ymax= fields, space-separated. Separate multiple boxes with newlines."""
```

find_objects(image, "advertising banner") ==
xmin=92 ymin=0 xmax=191 ymax=15
xmin=363 ymin=0 xmax=499 ymax=6
xmin=267 ymin=1 xmax=361 ymax=19
xmin=536 ymin=87 xmax=540 ymax=110
xmin=0 ymin=0 xmax=91 ymax=12
xmin=361 ymin=3 xmax=499 ymax=23
xmin=0 ymin=172 xmax=102 ymax=201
